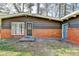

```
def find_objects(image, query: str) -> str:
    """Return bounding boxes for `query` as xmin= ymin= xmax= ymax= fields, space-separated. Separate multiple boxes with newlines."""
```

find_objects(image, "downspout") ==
xmin=61 ymin=23 xmax=68 ymax=42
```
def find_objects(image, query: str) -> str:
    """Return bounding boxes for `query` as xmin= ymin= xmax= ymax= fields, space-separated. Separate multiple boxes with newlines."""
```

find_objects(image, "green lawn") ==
xmin=0 ymin=45 xmax=32 ymax=56
xmin=0 ymin=50 xmax=32 ymax=56
xmin=0 ymin=39 xmax=79 ymax=56
xmin=0 ymin=39 xmax=33 ymax=56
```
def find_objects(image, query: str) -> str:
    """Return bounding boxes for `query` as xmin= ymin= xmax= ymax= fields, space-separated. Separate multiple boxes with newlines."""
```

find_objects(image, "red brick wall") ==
xmin=1 ymin=29 xmax=24 ymax=39
xmin=1 ymin=29 xmax=12 ymax=38
xmin=66 ymin=17 xmax=79 ymax=44
xmin=32 ymin=29 xmax=61 ymax=39
xmin=1 ymin=29 xmax=61 ymax=39
xmin=68 ymin=28 xmax=79 ymax=44
xmin=0 ymin=29 xmax=1 ymax=38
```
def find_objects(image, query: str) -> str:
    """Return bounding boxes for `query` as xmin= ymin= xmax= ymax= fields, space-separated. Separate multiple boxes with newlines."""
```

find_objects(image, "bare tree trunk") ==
xmin=45 ymin=3 xmax=48 ymax=16
xmin=58 ymin=3 xmax=61 ymax=18
xmin=37 ymin=3 xmax=40 ymax=14
xmin=64 ymin=3 xmax=66 ymax=16
xmin=72 ymin=3 xmax=75 ymax=11
xmin=72 ymin=3 xmax=77 ymax=11
xmin=29 ymin=3 xmax=32 ymax=13
xmin=21 ymin=3 xmax=24 ymax=12
xmin=55 ymin=4 xmax=58 ymax=17
xmin=13 ymin=3 xmax=20 ymax=13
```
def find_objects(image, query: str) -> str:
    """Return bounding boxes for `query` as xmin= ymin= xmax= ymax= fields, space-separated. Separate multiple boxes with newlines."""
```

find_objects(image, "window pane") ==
xmin=11 ymin=23 xmax=16 ymax=35
xmin=27 ymin=23 xmax=32 ymax=36
xmin=11 ymin=22 xmax=24 ymax=35
xmin=21 ymin=23 xmax=24 ymax=35
xmin=16 ymin=24 xmax=20 ymax=35
xmin=27 ymin=23 xmax=32 ymax=29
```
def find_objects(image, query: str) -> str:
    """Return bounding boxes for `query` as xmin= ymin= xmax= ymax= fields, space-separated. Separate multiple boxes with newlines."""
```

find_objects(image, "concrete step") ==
xmin=19 ymin=36 xmax=36 ymax=42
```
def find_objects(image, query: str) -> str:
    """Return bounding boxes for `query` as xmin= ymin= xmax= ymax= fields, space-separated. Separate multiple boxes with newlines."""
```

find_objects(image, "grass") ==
xmin=0 ymin=39 xmax=32 ymax=56
xmin=0 ymin=45 xmax=32 ymax=56
xmin=0 ymin=39 xmax=79 ymax=56
xmin=54 ymin=48 xmax=79 ymax=56
xmin=0 ymin=50 xmax=32 ymax=56
xmin=0 ymin=45 xmax=16 ymax=51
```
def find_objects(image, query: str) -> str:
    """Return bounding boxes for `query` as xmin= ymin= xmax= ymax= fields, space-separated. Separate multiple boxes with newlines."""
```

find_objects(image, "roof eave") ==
xmin=0 ymin=13 xmax=62 ymax=22
xmin=61 ymin=11 xmax=79 ymax=21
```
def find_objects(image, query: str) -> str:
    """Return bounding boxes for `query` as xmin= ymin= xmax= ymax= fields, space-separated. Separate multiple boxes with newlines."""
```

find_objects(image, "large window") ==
xmin=11 ymin=22 xmax=24 ymax=35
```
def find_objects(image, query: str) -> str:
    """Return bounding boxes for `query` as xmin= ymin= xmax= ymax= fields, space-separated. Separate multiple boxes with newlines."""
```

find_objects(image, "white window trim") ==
xmin=11 ymin=22 xmax=24 ymax=35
